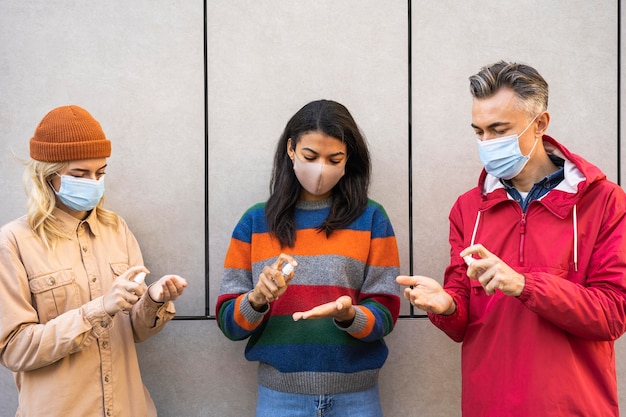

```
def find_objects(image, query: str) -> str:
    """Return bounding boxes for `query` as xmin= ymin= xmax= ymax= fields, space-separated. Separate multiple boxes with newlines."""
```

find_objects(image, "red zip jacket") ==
xmin=429 ymin=135 xmax=626 ymax=416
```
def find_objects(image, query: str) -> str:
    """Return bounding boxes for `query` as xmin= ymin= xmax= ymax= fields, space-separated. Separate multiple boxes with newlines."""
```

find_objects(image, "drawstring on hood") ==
xmin=573 ymin=205 xmax=578 ymax=272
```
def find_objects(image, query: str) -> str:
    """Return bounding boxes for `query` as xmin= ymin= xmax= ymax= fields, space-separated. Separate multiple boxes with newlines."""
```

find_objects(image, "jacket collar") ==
xmin=477 ymin=135 xmax=606 ymax=218
xmin=53 ymin=207 xmax=101 ymax=237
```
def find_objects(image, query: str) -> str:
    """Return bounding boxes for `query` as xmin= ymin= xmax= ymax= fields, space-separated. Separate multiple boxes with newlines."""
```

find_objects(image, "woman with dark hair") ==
xmin=217 ymin=99 xmax=401 ymax=416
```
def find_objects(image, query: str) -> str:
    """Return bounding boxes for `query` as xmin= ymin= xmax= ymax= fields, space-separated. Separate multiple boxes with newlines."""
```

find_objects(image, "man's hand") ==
xmin=396 ymin=275 xmax=456 ymax=315
xmin=461 ymin=244 xmax=525 ymax=296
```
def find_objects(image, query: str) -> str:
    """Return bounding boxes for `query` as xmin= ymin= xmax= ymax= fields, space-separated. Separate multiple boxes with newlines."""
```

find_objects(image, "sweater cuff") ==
xmin=335 ymin=305 xmax=367 ymax=334
xmin=241 ymin=291 xmax=269 ymax=323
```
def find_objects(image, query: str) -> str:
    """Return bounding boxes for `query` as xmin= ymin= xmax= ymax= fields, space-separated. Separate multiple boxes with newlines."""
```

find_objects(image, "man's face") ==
xmin=471 ymin=87 xmax=536 ymax=155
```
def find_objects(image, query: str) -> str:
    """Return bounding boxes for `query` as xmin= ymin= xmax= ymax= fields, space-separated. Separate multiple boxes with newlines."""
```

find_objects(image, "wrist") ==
xmin=248 ymin=291 xmax=268 ymax=312
xmin=335 ymin=307 xmax=356 ymax=327
xmin=442 ymin=297 xmax=456 ymax=316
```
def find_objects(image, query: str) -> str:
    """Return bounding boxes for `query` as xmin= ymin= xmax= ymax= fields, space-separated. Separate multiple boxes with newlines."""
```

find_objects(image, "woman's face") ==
xmin=49 ymin=158 xmax=108 ymax=217
xmin=287 ymin=132 xmax=347 ymax=201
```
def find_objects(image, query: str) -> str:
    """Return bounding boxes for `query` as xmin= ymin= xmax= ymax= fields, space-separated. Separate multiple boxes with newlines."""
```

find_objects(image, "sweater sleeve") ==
xmin=216 ymin=211 xmax=268 ymax=340
xmin=340 ymin=203 xmax=401 ymax=342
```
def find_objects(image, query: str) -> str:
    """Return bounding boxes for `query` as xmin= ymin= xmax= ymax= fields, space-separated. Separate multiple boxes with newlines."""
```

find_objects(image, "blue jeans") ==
xmin=256 ymin=384 xmax=383 ymax=417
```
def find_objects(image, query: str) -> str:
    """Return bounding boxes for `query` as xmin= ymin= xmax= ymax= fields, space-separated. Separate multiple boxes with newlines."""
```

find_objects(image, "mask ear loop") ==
xmin=47 ymin=172 xmax=62 ymax=193
xmin=519 ymin=114 xmax=540 ymax=158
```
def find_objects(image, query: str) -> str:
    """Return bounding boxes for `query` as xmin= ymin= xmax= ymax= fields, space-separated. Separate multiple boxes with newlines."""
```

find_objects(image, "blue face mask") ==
xmin=53 ymin=174 xmax=105 ymax=211
xmin=476 ymin=116 xmax=539 ymax=180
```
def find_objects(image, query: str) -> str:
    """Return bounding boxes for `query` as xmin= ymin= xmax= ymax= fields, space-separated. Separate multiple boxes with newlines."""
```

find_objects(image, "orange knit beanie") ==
xmin=29 ymin=105 xmax=112 ymax=162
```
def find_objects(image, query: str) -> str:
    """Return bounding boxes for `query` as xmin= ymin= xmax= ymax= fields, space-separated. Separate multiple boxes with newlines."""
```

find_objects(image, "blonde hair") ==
xmin=23 ymin=159 xmax=120 ymax=250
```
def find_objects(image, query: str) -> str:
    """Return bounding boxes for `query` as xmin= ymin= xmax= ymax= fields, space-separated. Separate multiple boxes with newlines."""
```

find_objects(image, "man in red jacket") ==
xmin=398 ymin=61 xmax=626 ymax=416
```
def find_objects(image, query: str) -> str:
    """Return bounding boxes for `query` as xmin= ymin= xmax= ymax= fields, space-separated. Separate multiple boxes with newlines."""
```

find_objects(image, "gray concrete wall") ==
xmin=0 ymin=1 xmax=622 ymax=416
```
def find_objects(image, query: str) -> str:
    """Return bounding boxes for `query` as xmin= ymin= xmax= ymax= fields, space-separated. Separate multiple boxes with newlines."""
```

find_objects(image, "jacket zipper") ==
xmin=519 ymin=212 xmax=526 ymax=264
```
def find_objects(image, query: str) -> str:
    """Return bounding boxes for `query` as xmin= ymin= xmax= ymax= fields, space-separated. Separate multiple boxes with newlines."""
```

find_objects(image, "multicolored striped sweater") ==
xmin=216 ymin=198 xmax=401 ymax=394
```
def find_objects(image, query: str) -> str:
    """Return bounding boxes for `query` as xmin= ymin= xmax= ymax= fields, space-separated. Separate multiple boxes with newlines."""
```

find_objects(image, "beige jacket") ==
xmin=0 ymin=208 xmax=176 ymax=417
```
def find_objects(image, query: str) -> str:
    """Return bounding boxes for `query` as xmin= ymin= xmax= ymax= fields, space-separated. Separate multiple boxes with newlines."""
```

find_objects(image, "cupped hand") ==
xmin=147 ymin=275 xmax=188 ymax=303
xmin=292 ymin=295 xmax=355 ymax=323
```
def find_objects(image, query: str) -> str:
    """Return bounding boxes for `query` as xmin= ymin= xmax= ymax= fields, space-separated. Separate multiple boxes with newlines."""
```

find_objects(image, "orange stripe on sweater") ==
xmin=251 ymin=229 xmax=371 ymax=263
xmin=224 ymin=238 xmax=252 ymax=269
xmin=350 ymin=305 xmax=376 ymax=339
xmin=368 ymin=236 xmax=400 ymax=267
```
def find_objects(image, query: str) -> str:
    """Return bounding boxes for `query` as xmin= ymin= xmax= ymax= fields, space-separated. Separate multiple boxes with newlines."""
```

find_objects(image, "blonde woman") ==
xmin=0 ymin=105 xmax=187 ymax=417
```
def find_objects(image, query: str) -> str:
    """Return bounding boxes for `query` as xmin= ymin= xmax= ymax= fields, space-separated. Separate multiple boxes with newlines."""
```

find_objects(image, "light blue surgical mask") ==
xmin=476 ymin=115 xmax=539 ymax=180
xmin=52 ymin=174 xmax=105 ymax=211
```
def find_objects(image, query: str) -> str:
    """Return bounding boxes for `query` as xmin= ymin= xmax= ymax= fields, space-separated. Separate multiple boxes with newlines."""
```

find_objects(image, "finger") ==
xmin=476 ymin=271 xmax=496 ymax=295
xmin=261 ymin=267 xmax=283 ymax=291
xmin=460 ymin=243 xmax=493 ymax=260
xmin=484 ymin=274 xmax=499 ymax=295
xmin=127 ymin=293 xmax=139 ymax=305
xmin=256 ymin=284 xmax=276 ymax=303
xmin=272 ymin=271 xmax=286 ymax=288
xmin=125 ymin=266 xmax=150 ymax=281
xmin=174 ymin=276 xmax=188 ymax=288
xmin=274 ymin=253 xmax=298 ymax=268
xmin=403 ymin=287 xmax=413 ymax=300
xmin=262 ymin=276 xmax=280 ymax=297
xmin=396 ymin=275 xmax=419 ymax=287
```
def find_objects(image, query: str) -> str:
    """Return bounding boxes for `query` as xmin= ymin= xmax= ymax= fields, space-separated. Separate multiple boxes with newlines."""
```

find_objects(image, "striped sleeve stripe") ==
xmin=223 ymin=238 xmax=252 ymax=269
xmin=369 ymin=236 xmax=400 ymax=267
xmin=234 ymin=294 xmax=262 ymax=331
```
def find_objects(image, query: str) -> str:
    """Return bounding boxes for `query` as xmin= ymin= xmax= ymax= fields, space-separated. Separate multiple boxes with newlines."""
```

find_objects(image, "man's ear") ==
xmin=535 ymin=111 xmax=550 ymax=136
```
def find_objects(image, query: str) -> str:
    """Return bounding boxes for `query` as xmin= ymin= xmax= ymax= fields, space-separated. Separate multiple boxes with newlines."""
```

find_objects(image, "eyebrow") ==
xmin=68 ymin=164 xmax=108 ymax=173
xmin=471 ymin=121 xmax=511 ymax=130
xmin=301 ymin=147 xmax=346 ymax=157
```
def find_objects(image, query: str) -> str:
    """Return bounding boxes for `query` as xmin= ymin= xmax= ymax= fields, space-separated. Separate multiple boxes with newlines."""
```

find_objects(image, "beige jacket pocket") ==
xmin=29 ymin=269 xmax=80 ymax=323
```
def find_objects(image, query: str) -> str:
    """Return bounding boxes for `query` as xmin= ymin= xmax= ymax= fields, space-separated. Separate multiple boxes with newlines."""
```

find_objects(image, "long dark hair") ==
xmin=265 ymin=99 xmax=371 ymax=248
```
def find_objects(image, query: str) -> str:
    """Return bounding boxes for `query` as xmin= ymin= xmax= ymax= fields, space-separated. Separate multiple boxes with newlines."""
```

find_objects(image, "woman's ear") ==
xmin=286 ymin=138 xmax=295 ymax=161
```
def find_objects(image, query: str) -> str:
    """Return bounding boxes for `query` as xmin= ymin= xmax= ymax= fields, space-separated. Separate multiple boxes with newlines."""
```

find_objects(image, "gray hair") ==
xmin=469 ymin=61 xmax=549 ymax=117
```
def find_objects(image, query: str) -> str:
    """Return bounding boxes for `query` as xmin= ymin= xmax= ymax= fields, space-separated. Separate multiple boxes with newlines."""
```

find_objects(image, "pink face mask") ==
xmin=292 ymin=154 xmax=345 ymax=196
